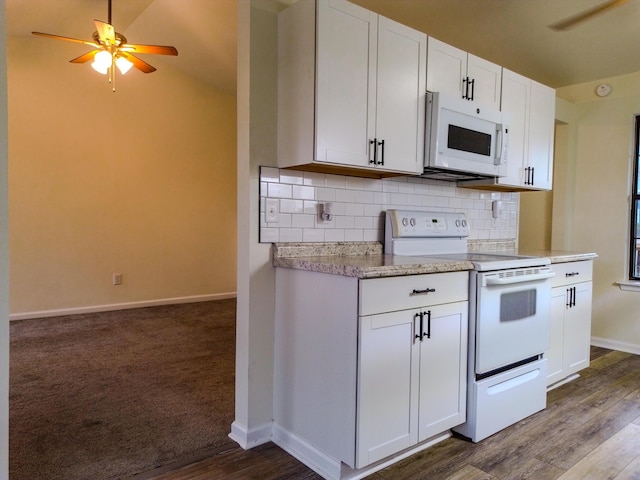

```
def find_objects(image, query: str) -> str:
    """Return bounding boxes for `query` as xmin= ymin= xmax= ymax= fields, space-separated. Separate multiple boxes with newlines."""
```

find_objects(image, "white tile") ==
xmin=328 ymin=202 xmax=346 ymax=216
xmin=316 ymin=187 xmax=336 ymax=201
xmin=326 ymin=174 xmax=347 ymax=188
xmin=345 ymin=203 xmax=364 ymax=216
xmin=279 ymin=171 xmax=304 ymax=185
xmin=292 ymin=214 xmax=315 ymax=228
xmin=279 ymin=228 xmax=303 ymax=242
xmin=390 ymin=193 xmax=408 ymax=205
xmin=335 ymin=188 xmax=357 ymax=203
xmin=382 ymin=180 xmax=399 ymax=192
xmin=260 ymin=166 xmax=280 ymax=182
xmin=303 ymin=228 xmax=325 ymax=242
xmin=406 ymin=194 xmax=422 ymax=206
xmin=303 ymin=171 xmax=326 ymax=186
xmin=356 ymin=190 xmax=375 ymax=204
xmin=303 ymin=200 xmax=319 ymax=215
xmin=398 ymin=182 xmax=415 ymax=194
xmin=364 ymin=204 xmax=383 ymax=217
xmin=277 ymin=213 xmax=292 ymax=228
xmin=293 ymin=185 xmax=315 ymax=200
xmin=260 ymin=181 xmax=268 ymax=197
xmin=364 ymin=179 xmax=383 ymax=192
xmin=280 ymin=198 xmax=304 ymax=214
xmin=260 ymin=228 xmax=280 ymax=243
xmin=355 ymin=216 xmax=373 ymax=229
xmin=325 ymin=229 xmax=346 ymax=242
xmin=268 ymin=183 xmax=293 ymax=198
xmin=363 ymin=229 xmax=383 ymax=241
xmin=373 ymin=192 xmax=390 ymax=204
xmin=335 ymin=216 xmax=355 ymax=229
xmin=344 ymin=229 xmax=364 ymax=241
xmin=346 ymin=177 xmax=366 ymax=190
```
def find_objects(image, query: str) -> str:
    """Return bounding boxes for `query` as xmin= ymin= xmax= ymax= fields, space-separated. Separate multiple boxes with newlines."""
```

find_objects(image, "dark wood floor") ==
xmin=146 ymin=347 xmax=640 ymax=480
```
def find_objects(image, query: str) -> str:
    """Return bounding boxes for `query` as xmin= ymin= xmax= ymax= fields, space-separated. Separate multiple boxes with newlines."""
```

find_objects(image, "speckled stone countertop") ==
xmin=518 ymin=249 xmax=598 ymax=264
xmin=273 ymin=242 xmax=474 ymax=278
xmin=272 ymin=242 xmax=597 ymax=278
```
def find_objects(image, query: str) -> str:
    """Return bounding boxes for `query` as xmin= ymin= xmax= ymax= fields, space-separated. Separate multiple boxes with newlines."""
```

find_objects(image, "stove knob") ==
xmin=462 ymin=220 xmax=467 ymax=227
xmin=402 ymin=217 xmax=408 ymax=226
xmin=455 ymin=219 xmax=461 ymax=227
xmin=410 ymin=218 xmax=416 ymax=226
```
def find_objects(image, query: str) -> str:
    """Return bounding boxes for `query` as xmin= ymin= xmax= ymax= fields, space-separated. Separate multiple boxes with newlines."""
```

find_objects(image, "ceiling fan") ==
xmin=549 ymin=0 xmax=630 ymax=31
xmin=32 ymin=0 xmax=178 ymax=91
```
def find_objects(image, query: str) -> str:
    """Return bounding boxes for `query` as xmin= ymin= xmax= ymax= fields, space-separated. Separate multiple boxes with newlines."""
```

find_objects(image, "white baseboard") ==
xmin=228 ymin=420 xmax=272 ymax=450
xmin=9 ymin=292 xmax=237 ymax=321
xmin=591 ymin=336 xmax=640 ymax=355
xmin=272 ymin=423 xmax=451 ymax=480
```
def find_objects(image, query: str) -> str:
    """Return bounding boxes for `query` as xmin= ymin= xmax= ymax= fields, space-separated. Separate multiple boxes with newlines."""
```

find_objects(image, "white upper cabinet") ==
xmin=426 ymin=37 xmax=502 ymax=110
xmin=278 ymin=0 xmax=426 ymax=176
xmin=491 ymin=69 xmax=555 ymax=190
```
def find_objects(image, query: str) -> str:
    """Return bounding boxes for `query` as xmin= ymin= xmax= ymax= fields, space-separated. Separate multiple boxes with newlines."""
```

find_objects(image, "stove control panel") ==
xmin=386 ymin=209 xmax=469 ymax=238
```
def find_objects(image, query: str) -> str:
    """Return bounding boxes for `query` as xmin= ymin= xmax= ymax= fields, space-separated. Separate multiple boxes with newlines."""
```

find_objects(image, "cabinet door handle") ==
xmin=424 ymin=310 xmax=431 ymax=339
xmin=531 ymin=167 xmax=535 ymax=185
xmin=414 ymin=312 xmax=423 ymax=343
xmin=468 ymin=78 xmax=475 ymax=101
xmin=566 ymin=288 xmax=571 ymax=308
xmin=369 ymin=138 xmax=377 ymax=164
xmin=377 ymin=139 xmax=385 ymax=165
xmin=572 ymin=286 xmax=577 ymax=307
xmin=462 ymin=77 xmax=468 ymax=100
xmin=410 ymin=288 xmax=436 ymax=296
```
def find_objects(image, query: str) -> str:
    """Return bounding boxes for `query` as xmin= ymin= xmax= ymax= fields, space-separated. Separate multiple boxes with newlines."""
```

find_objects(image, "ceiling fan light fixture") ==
xmin=115 ymin=55 xmax=133 ymax=75
xmin=92 ymin=50 xmax=112 ymax=74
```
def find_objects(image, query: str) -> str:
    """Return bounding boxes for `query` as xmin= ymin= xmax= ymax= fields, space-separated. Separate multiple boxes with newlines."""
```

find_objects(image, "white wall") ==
xmin=7 ymin=34 xmax=237 ymax=318
xmin=232 ymin=0 xmax=280 ymax=448
xmin=0 ymin=0 xmax=9 ymax=475
xmin=555 ymin=72 xmax=640 ymax=353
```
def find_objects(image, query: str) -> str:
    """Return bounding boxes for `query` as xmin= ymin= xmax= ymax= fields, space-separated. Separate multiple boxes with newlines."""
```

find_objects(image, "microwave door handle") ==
xmin=495 ymin=126 xmax=505 ymax=165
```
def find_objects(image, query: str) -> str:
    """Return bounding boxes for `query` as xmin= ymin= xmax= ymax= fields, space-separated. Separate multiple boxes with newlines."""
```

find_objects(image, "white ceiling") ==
xmin=6 ymin=0 xmax=640 ymax=91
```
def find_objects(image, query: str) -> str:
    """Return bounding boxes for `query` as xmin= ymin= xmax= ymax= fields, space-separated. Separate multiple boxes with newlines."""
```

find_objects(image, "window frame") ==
xmin=629 ymin=115 xmax=640 ymax=280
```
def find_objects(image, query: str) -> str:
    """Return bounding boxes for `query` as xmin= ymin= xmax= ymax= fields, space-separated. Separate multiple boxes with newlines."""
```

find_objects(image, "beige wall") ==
xmin=552 ymin=72 xmax=640 ymax=352
xmin=7 ymin=36 xmax=237 ymax=316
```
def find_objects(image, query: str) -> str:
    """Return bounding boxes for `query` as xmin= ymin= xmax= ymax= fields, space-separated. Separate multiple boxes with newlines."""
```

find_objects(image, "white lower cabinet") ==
xmin=274 ymin=268 xmax=468 ymax=479
xmin=546 ymin=261 xmax=593 ymax=387
xmin=357 ymin=301 xmax=468 ymax=467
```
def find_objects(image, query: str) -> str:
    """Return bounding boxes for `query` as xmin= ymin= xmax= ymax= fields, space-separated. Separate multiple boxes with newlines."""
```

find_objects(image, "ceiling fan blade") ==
xmin=69 ymin=50 xmax=100 ymax=64
xmin=120 ymin=44 xmax=178 ymax=56
xmin=32 ymin=31 xmax=98 ymax=48
xmin=549 ymin=0 xmax=630 ymax=31
xmin=94 ymin=20 xmax=115 ymax=44
xmin=120 ymin=51 xmax=156 ymax=74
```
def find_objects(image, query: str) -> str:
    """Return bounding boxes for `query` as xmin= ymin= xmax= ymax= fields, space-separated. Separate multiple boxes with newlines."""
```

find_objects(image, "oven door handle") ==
xmin=485 ymin=271 xmax=555 ymax=286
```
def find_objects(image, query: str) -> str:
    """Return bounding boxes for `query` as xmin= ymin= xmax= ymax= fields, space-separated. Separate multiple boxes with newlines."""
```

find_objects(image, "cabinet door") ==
xmin=418 ymin=301 xmax=468 ymax=441
xmin=466 ymin=54 xmax=502 ymax=110
xmin=527 ymin=80 xmax=555 ymax=190
xmin=547 ymin=286 xmax=568 ymax=386
xmin=499 ymin=68 xmax=530 ymax=187
xmin=426 ymin=37 xmax=466 ymax=98
xmin=375 ymin=16 xmax=426 ymax=174
xmin=316 ymin=0 xmax=377 ymax=167
xmin=563 ymin=282 xmax=592 ymax=375
xmin=357 ymin=309 xmax=419 ymax=468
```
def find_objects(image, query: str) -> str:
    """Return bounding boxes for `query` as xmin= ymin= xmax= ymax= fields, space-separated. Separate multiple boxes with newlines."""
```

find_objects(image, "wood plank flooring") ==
xmin=145 ymin=347 xmax=640 ymax=480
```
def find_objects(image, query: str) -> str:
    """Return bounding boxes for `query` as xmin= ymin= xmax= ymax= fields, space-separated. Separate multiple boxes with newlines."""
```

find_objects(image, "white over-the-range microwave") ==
xmin=422 ymin=91 xmax=509 ymax=181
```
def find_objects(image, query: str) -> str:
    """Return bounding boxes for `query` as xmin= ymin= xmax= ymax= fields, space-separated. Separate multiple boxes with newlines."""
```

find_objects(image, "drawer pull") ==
xmin=565 ymin=272 xmax=580 ymax=277
xmin=411 ymin=288 xmax=436 ymax=296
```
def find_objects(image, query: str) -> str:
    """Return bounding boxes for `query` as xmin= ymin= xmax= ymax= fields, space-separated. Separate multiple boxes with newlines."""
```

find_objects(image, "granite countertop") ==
xmin=272 ymin=242 xmax=473 ymax=278
xmin=272 ymin=242 xmax=597 ymax=279
xmin=517 ymin=249 xmax=598 ymax=263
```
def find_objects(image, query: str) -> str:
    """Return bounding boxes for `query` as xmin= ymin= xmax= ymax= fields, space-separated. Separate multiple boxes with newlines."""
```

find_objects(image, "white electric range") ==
xmin=385 ymin=209 xmax=554 ymax=442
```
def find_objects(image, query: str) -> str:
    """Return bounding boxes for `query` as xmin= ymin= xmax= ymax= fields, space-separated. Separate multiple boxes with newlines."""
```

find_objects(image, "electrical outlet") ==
xmin=266 ymin=198 xmax=279 ymax=223
xmin=113 ymin=273 xmax=123 ymax=286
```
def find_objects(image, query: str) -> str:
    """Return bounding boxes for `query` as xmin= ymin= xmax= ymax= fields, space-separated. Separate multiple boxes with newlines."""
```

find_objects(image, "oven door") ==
xmin=474 ymin=267 xmax=554 ymax=374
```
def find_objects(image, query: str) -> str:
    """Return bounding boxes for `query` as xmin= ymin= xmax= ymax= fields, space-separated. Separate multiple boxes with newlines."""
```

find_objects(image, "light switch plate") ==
xmin=266 ymin=198 xmax=279 ymax=223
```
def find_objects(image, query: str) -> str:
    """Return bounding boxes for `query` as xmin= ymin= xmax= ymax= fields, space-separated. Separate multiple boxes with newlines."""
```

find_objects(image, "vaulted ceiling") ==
xmin=5 ymin=0 xmax=640 ymax=91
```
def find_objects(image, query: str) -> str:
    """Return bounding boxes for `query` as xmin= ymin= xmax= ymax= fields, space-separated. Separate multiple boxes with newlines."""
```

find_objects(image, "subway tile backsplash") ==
xmin=259 ymin=167 xmax=519 ymax=244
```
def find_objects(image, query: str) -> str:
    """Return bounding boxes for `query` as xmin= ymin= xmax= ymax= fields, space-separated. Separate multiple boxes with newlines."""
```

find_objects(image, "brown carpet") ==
xmin=9 ymin=299 xmax=236 ymax=480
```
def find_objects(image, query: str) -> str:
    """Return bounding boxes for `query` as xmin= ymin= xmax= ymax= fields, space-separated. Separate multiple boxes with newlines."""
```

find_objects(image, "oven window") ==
xmin=447 ymin=125 xmax=491 ymax=156
xmin=500 ymin=289 xmax=537 ymax=322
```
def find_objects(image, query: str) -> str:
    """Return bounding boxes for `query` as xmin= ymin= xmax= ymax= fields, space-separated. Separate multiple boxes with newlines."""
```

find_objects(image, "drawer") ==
xmin=551 ymin=260 xmax=593 ymax=287
xmin=359 ymin=271 xmax=468 ymax=316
